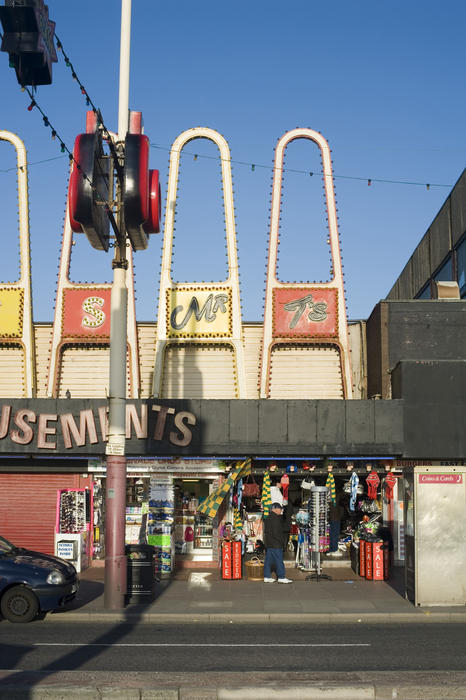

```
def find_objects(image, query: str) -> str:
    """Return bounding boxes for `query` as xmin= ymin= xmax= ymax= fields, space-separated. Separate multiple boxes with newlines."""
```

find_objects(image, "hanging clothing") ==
xmin=366 ymin=470 xmax=380 ymax=500
xmin=233 ymin=506 xmax=242 ymax=531
xmin=261 ymin=472 xmax=272 ymax=518
xmin=384 ymin=472 xmax=397 ymax=500
xmin=236 ymin=478 xmax=243 ymax=509
xmin=270 ymin=485 xmax=284 ymax=507
xmin=326 ymin=472 xmax=336 ymax=505
xmin=198 ymin=459 xmax=251 ymax=519
xmin=280 ymin=474 xmax=290 ymax=503
xmin=349 ymin=472 xmax=359 ymax=512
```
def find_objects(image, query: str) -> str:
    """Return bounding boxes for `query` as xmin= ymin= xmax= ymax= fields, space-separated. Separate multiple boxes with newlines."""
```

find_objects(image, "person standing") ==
xmin=263 ymin=503 xmax=293 ymax=583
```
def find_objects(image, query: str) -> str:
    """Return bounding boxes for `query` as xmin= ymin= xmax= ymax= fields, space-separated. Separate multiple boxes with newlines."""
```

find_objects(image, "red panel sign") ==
xmin=62 ymin=289 xmax=111 ymax=338
xmin=231 ymin=540 xmax=242 ymax=580
xmin=221 ymin=541 xmax=232 ymax=580
xmin=418 ymin=474 xmax=463 ymax=484
xmin=272 ymin=288 xmax=338 ymax=338
xmin=365 ymin=540 xmax=373 ymax=580
xmin=372 ymin=541 xmax=384 ymax=581
xmin=359 ymin=538 xmax=366 ymax=577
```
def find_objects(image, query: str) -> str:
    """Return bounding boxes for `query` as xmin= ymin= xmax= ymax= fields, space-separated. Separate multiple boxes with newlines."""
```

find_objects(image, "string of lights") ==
xmin=1 ymin=134 xmax=456 ymax=193
xmin=21 ymin=85 xmax=119 ymax=242
xmin=150 ymin=143 xmax=453 ymax=191
xmin=54 ymin=33 xmax=122 ymax=178
xmin=0 ymin=153 xmax=65 ymax=174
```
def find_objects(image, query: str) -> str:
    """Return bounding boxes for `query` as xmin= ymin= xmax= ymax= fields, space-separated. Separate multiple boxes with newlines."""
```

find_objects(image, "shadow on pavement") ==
xmin=0 ymin=565 xmax=177 ymax=698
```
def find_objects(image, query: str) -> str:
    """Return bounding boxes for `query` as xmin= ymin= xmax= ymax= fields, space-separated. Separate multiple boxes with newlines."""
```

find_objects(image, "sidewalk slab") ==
xmin=43 ymin=564 xmax=466 ymax=625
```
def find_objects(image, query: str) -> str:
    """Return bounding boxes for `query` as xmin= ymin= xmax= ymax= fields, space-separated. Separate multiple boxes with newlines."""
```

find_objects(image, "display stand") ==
xmin=306 ymin=486 xmax=332 ymax=582
xmin=55 ymin=487 xmax=93 ymax=572
xmin=147 ymin=477 xmax=175 ymax=577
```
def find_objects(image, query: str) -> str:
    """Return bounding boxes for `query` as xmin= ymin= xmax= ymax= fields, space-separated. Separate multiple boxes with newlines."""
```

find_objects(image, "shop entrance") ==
xmin=174 ymin=478 xmax=215 ymax=564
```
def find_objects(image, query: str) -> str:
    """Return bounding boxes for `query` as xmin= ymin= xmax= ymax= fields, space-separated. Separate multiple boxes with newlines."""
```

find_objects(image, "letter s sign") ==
xmin=82 ymin=296 xmax=106 ymax=329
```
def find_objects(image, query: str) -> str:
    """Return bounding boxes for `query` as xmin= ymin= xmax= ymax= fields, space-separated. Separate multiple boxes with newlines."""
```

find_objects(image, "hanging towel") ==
xmin=384 ymin=472 xmax=397 ymax=500
xmin=280 ymin=474 xmax=290 ymax=502
xmin=198 ymin=459 xmax=251 ymax=519
xmin=233 ymin=506 xmax=242 ymax=531
xmin=326 ymin=472 xmax=336 ymax=505
xmin=261 ymin=471 xmax=272 ymax=518
xmin=236 ymin=478 xmax=243 ymax=509
xmin=349 ymin=471 xmax=359 ymax=512
xmin=366 ymin=470 xmax=380 ymax=500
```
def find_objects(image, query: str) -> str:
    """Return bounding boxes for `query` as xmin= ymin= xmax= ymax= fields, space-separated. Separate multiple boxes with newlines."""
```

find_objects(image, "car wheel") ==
xmin=1 ymin=586 xmax=40 ymax=623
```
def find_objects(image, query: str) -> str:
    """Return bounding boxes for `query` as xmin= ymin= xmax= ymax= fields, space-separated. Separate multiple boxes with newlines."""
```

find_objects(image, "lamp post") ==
xmin=104 ymin=0 xmax=132 ymax=610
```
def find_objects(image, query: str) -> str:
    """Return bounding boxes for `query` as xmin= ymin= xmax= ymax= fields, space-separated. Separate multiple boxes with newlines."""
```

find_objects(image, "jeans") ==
xmin=329 ymin=520 xmax=340 ymax=552
xmin=264 ymin=548 xmax=286 ymax=579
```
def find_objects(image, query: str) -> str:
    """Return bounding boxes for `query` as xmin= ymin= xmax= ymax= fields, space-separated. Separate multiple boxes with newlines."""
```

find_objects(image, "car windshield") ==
xmin=0 ymin=536 xmax=15 ymax=554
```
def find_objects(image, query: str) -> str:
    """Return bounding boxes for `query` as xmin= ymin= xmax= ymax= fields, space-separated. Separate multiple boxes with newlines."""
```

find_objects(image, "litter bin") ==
xmin=126 ymin=544 xmax=155 ymax=599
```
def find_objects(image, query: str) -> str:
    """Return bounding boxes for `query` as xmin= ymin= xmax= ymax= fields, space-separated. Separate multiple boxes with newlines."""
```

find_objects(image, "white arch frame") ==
xmin=259 ymin=128 xmax=353 ymax=399
xmin=152 ymin=126 xmax=246 ymax=398
xmin=0 ymin=131 xmax=36 ymax=397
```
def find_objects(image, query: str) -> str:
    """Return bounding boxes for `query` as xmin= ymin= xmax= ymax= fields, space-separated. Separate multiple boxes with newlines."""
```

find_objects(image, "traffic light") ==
xmin=0 ymin=0 xmax=57 ymax=86
xmin=68 ymin=130 xmax=110 ymax=252
xmin=144 ymin=169 xmax=161 ymax=235
xmin=123 ymin=134 xmax=151 ymax=250
xmin=69 ymin=110 xmax=160 ymax=252
xmin=123 ymin=134 xmax=161 ymax=249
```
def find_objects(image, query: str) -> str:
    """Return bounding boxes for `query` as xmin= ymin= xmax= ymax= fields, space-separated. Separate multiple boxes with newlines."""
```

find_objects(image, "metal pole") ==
xmin=104 ymin=0 xmax=132 ymax=610
xmin=117 ymin=0 xmax=131 ymax=141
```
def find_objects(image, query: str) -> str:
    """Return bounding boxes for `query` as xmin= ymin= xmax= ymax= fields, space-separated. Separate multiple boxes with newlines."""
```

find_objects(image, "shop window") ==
xmin=456 ymin=238 xmax=466 ymax=298
xmin=433 ymin=255 xmax=453 ymax=283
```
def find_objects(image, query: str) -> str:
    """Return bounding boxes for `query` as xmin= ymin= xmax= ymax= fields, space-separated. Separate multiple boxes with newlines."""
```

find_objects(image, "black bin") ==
xmin=126 ymin=544 xmax=155 ymax=599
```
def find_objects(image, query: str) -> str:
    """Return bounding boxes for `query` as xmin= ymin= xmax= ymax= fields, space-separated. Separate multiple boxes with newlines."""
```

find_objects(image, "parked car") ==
xmin=0 ymin=535 xmax=79 ymax=622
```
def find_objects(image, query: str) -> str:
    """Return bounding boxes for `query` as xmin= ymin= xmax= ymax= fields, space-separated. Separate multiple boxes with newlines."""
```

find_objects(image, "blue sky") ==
xmin=0 ymin=0 xmax=465 ymax=322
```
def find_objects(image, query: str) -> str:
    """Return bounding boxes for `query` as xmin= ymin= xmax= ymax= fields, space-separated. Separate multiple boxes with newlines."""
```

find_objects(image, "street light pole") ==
xmin=104 ymin=0 xmax=132 ymax=610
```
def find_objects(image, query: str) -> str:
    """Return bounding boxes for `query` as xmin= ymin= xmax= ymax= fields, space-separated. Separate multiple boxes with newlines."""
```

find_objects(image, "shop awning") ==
xmin=197 ymin=458 xmax=252 ymax=519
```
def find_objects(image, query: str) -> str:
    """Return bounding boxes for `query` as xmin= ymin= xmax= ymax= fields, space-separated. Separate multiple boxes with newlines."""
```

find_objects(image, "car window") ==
xmin=0 ymin=536 xmax=14 ymax=554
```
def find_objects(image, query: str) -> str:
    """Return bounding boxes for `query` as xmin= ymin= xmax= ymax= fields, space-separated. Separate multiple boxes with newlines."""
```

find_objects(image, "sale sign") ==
xmin=221 ymin=541 xmax=232 ymax=580
xmin=372 ymin=541 xmax=384 ymax=581
xmin=231 ymin=540 xmax=242 ymax=580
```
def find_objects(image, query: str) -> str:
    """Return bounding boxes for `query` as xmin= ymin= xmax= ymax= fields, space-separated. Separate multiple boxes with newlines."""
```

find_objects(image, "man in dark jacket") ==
xmin=263 ymin=503 xmax=293 ymax=583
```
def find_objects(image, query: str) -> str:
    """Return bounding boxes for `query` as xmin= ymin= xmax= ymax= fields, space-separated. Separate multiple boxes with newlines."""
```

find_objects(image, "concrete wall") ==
xmin=387 ymin=169 xmax=466 ymax=299
xmin=366 ymin=300 xmax=466 ymax=398
xmin=392 ymin=360 xmax=466 ymax=459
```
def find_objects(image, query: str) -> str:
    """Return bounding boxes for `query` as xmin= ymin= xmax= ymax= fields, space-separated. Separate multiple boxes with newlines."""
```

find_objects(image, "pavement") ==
xmin=48 ymin=555 xmax=466 ymax=624
xmin=3 ymin=559 xmax=466 ymax=698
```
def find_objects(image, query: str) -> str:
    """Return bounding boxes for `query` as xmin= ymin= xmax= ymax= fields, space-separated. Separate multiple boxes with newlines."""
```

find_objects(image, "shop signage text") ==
xmin=272 ymin=287 xmax=338 ymax=338
xmin=283 ymin=294 xmax=328 ymax=328
xmin=168 ymin=288 xmax=232 ymax=337
xmin=418 ymin=474 xmax=463 ymax=484
xmin=0 ymin=402 xmax=196 ymax=451
xmin=170 ymin=293 xmax=229 ymax=330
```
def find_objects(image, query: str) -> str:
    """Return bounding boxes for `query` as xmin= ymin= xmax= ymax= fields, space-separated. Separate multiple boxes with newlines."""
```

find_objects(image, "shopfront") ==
xmin=86 ymin=455 xmax=403 ymax=581
xmin=0 ymin=397 xmax=464 ymax=604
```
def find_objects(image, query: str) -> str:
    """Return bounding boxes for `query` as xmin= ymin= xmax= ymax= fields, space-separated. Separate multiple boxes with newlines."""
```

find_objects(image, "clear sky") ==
xmin=0 ymin=0 xmax=465 ymax=322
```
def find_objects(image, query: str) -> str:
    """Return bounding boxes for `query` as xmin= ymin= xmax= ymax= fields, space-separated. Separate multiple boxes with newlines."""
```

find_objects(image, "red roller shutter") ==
xmin=0 ymin=473 xmax=92 ymax=555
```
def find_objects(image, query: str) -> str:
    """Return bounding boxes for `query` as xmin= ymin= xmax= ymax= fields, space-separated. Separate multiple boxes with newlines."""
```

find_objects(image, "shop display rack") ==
xmin=194 ymin=514 xmax=213 ymax=549
xmin=147 ymin=478 xmax=175 ymax=576
xmin=306 ymin=486 xmax=332 ymax=582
